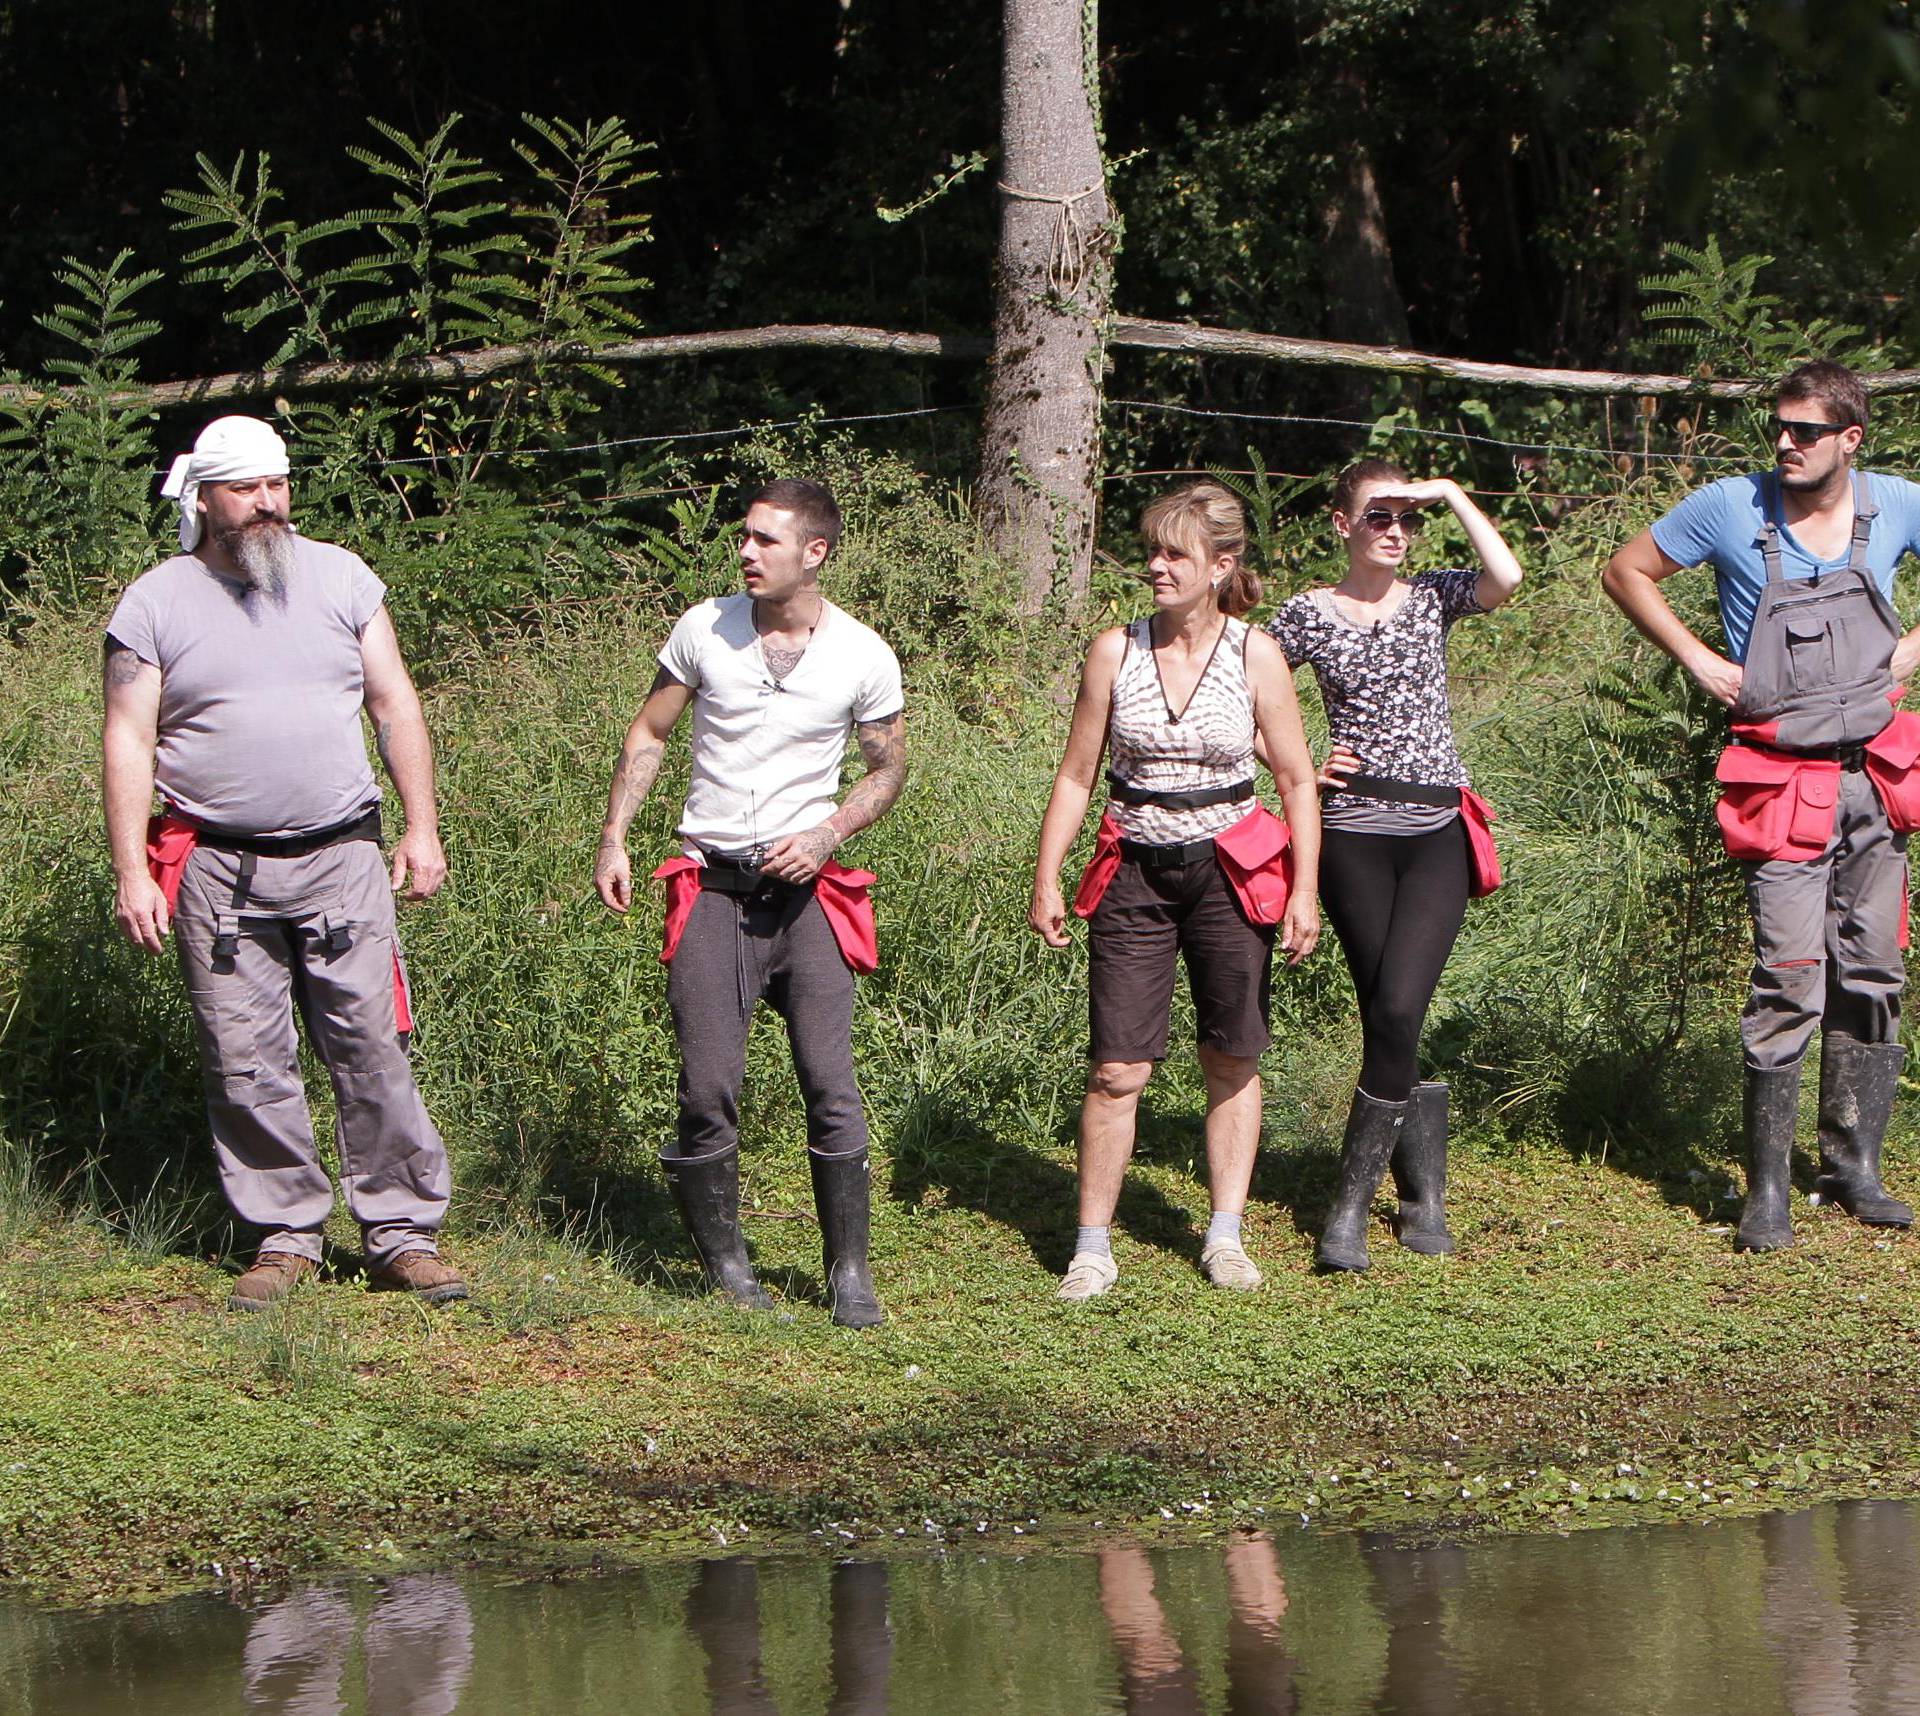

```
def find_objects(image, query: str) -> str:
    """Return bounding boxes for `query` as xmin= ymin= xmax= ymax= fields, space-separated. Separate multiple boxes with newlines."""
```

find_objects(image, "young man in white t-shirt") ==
xmin=595 ymin=480 xmax=908 ymax=1326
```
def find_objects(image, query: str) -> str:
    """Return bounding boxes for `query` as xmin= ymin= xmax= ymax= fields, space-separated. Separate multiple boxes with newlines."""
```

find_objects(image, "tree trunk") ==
xmin=978 ymin=0 xmax=1113 ymax=612
xmin=1318 ymin=64 xmax=1408 ymax=421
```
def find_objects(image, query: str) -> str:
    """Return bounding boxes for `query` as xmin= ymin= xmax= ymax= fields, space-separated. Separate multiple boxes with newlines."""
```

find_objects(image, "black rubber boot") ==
xmin=1735 ymin=1059 xmax=1802 ymax=1253
xmin=661 ymin=1145 xmax=772 ymax=1308
xmin=808 ymin=1146 xmax=885 ymax=1328
xmin=1815 ymin=1034 xmax=1914 ymax=1227
xmin=1391 ymin=1080 xmax=1455 ymax=1255
xmin=1317 ymin=1090 xmax=1407 ymax=1273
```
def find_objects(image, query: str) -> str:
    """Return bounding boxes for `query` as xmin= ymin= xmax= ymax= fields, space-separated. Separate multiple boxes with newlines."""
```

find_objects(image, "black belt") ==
xmin=1118 ymin=835 xmax=1217 ymax=869
xmin=183 ymin=804 xmax=382 ymax=959
xmin=698 ymin=850 xmax=809 ymax=898
xmin=1732 ymin=740 xmax=1868 ymax=772
xmin=1106 ymin=772 xmax=1254 ymax=811
xmin=1328 ymin=774 xmax=1462 ymax=808
xmin=185 ymin=804 xmax=384 ymax=858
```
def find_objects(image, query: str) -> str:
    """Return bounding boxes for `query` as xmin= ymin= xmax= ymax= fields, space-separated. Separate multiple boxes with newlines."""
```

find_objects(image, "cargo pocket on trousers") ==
xmin=194 ymin=953 xmax=269 ymax=1106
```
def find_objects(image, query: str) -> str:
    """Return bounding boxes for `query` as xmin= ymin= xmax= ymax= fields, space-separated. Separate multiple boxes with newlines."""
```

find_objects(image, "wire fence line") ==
xmin=1107 ymin=398 xmax=1753 ymax=467
xmin=143 ymin=390 xmax=1749 ymax=485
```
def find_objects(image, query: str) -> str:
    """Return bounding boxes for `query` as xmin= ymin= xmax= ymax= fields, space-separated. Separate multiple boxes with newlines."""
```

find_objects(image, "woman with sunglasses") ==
xmin=1267 ymin=459 xmax=1523 ymax=1270
xmin=1031 ymin=482 xmax=1322 ymax=1301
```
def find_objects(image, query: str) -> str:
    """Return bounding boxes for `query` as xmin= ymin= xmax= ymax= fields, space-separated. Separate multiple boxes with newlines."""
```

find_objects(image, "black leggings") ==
xmin=1318 ymin=820 xmax=1472 ymax=1103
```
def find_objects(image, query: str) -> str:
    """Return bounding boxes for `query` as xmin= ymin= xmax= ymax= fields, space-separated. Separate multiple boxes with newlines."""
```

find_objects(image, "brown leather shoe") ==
xmin=228 ymin=1251 xmax=318 ymax=1313
xmin=371 ymin=1250 xmax=469 ymax=1305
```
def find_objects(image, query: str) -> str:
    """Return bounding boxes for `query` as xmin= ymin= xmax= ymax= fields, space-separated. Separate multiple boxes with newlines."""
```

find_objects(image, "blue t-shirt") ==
xmin=1649 ymin=471 xmax=1920 ymax=662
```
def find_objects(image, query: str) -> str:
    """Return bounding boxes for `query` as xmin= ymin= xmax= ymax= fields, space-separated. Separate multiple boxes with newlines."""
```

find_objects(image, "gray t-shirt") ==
xmin=106 ymin=537 xmax=386 ymax=837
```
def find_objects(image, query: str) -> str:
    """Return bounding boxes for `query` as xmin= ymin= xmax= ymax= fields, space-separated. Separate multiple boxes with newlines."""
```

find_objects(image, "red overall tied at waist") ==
xmin=1072 ymin=804 xmax=1297 ymax=922
xmin=1458 ymin=788 xmax=1503 ymax=899
xmin=654 ymin=856 xmax=880 ymax=973
xmin=144 ymin=811 xmax=415 ymax=1032
xmin=1715 ymin=707 xmax=1920 ymax=862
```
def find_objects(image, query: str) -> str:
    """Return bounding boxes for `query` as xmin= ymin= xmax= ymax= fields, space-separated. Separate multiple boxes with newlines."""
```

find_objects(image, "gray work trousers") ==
xmin=1741 ymin=767 xmax=1909 ymax=1068
xmin=665 ymin=885 xmax=869 ymax=1159
xmin=173 ymin=838 xmax=449 ymax=1265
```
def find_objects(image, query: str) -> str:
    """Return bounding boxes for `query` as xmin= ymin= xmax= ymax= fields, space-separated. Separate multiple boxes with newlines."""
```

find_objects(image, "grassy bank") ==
xmin=6 ymin=529 xmax=1920 ymax=1607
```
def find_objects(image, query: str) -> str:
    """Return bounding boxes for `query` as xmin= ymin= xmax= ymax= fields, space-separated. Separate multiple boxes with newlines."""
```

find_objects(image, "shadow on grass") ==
xmin=885 ymin=1074 xmax=1222 ymax=1274
xmin=1547 ymin=1027 xmax=1748 ymax=1217
xmin=0 ymin=887 xmax=225 ymax=1255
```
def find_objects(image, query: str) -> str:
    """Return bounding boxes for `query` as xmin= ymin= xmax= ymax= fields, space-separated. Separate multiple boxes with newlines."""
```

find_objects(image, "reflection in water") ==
xmin=243 ymin=1576 xmax=472 ymax=1716
xmin=1763 ymin=1501 xmax=1920 ymax=1716
xmin=10 ymin=1500 xmax=1920 ymax=1714
xmin=1098 ymin=1535 xmax=1295 ymax=1714
xmin=687 ymin=1558 xmax=893 ymax=1715
xmin=1360 ymin=1536 xmax=1468 ymax=1715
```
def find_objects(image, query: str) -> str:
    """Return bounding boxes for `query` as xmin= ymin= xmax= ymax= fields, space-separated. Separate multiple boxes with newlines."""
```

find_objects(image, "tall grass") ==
xmin=0 ymin=454 xmax=1774 ymax=1260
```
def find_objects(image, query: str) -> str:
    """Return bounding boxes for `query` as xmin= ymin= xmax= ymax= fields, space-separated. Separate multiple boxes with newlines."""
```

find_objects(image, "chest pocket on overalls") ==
xmin=1783 ymin=616 xmax=1837 ymax=691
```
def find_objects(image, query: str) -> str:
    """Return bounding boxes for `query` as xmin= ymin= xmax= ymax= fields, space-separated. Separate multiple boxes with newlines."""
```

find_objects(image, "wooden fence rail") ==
xmin=7 ymin=316 xmax=1920 ymax=411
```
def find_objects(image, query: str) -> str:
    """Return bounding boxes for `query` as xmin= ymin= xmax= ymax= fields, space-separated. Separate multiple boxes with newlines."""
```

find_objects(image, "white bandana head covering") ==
xmin=159 ymin=416 xmax=291 ymax=551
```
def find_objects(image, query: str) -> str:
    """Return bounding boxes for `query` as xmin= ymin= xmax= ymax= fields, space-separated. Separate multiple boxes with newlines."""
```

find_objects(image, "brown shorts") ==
xmin=1087 ymin=853 xmax=1276 ymax=1062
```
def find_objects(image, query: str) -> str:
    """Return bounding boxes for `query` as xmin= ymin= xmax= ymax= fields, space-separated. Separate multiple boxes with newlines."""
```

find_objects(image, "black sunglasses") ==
xmin=1771 ymin=415 xmax=1850 ymax=448
xmin=1358 ymin=507 xmax=1425 ymax=534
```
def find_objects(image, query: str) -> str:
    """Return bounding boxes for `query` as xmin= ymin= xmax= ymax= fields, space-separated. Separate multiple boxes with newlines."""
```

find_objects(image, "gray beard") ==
xmin=216 ymin=520 xmax=297 ymax=605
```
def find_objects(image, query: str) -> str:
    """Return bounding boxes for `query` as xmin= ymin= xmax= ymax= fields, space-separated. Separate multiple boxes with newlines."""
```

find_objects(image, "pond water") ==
xmin=5 ymin=1500 xmax=1919 ymax=1713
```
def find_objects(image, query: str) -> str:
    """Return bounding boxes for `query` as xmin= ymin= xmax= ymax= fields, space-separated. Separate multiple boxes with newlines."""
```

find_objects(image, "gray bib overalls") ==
xmin=1736 ymin=473 xmax=1907 ymax=1069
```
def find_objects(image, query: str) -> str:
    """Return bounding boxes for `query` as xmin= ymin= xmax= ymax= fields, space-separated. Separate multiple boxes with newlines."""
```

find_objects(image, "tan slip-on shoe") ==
xmin=1200 ymin=1240 xmax=1263 ymax=1291
xmin=1057 ymin=1251 xmax=1119 ymax=1302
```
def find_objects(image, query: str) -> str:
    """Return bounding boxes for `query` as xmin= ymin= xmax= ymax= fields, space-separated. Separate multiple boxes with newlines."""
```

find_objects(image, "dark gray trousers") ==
xmin=665 ymin=886 xmax=869 ymax=1159
xmin=1742 ymin=768 xmax=1908 ymax=1068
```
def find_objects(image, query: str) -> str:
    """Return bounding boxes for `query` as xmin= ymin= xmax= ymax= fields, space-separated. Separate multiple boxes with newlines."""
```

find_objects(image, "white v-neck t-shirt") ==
xmin=658 ymin=593 xmax=904 ymax=858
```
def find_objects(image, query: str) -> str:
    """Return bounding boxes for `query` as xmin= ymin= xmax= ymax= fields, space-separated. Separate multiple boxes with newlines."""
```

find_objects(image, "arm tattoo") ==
xmin=102 ymin=640 xmax=144 ymax=689
xmin=375 ymin=718 xmax=394 ymax=775
xmin=602 ymin=741 xmax=665 ymax=845
xmin=827 ymin=714 xmax=909 ymax=842
xmin=601 ymin=668 xmax=684 ymax=847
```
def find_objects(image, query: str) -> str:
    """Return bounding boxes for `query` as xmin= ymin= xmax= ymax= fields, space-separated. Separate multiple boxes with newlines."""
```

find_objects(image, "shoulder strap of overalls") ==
xmin=1847 ymin=470 xmax=1879 ymax=575
xmin=1761 ymin=471 xmax=1880 ymax=581
xmin=1760 ymin=474 xmax=1786 ymax=586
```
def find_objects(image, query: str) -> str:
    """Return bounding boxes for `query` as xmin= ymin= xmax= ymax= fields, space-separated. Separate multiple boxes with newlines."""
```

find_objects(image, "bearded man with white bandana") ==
xmin=101 ymin=415 xmax=467 ymax=1310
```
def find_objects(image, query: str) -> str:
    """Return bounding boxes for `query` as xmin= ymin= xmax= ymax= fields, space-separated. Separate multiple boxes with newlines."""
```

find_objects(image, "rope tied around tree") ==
xmin=997 ymin=181 xmax=1105 ymax=298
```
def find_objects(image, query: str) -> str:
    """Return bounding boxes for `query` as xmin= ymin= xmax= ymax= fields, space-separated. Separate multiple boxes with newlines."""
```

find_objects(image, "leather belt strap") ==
xmin=1106 ymin=772 xmax=1255 ymax=811
xmin=1733 ymin=740 xmax=1868 ymax=771
xmin=1118 ymin=835 xmax=1217 ymax=869
xmin=184 ymin=803 xmax=383 ymax=859
xmin=698 ymin=850 xmax=809 ymax=897
xmin=1329 ymin=774 xmax=1461 ymax=808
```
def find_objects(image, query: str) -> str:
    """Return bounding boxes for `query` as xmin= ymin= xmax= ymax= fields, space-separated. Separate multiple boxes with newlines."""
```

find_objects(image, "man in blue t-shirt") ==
xmin=1604 ymin=359 xmax=1920 ymax=1251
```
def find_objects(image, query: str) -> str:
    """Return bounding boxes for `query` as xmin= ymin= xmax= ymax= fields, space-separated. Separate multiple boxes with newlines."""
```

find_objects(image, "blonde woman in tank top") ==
xmin=1030 ymin=483 xmax=1322 ymax=1301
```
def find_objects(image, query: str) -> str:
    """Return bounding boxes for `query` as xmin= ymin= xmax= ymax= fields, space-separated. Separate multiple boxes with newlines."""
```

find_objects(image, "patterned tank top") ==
xmin=1107 ymin=616 xmax=1256 ymax=844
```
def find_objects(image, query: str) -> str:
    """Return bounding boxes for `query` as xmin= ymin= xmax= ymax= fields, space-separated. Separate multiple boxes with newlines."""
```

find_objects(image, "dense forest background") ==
xmin=6 ymin=0 xmax=1920 ymax=492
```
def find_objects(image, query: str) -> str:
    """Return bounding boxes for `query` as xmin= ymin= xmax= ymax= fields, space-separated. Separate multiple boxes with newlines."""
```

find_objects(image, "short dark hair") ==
xmin=1778 ymin=359 xmax=1870 ymax=432
xmin=749 ymin=478 xmax=842 ymax=557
